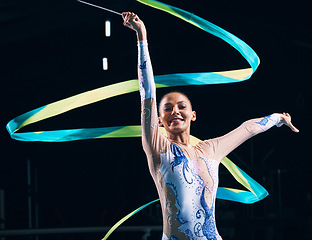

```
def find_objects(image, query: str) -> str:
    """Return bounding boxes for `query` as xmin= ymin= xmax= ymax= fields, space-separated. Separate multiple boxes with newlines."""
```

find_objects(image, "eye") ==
xmin=179 ymin=105 xmax=187 ymax=109
xmin=163 ymin=107 xmax=172 ymax=112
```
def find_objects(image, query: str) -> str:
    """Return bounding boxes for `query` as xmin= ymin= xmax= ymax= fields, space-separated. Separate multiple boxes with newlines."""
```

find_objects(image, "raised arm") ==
xmin=122 ymin=12 xmax=165 ymax=166
xmin=213 ymin=113 xmax=299 ymax=162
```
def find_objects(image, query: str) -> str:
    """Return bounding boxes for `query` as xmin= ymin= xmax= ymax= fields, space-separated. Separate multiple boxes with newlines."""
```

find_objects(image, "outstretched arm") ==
xmin=213 ymin=113 xmax=299 ymax=162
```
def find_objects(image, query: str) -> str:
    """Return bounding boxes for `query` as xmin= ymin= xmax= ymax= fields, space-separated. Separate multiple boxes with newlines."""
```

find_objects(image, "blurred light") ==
xmin=105 ymin=20 xmax=111 ymax=37
xmin=102 ymin=57 xmax=108 ymax=70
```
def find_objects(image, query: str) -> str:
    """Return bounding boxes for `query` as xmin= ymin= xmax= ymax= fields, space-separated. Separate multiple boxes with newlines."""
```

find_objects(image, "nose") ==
xmin=171 ymin=106 xmax=180 ymax=115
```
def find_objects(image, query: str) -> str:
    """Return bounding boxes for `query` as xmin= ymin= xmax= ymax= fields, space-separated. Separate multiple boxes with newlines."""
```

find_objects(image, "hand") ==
xmin=122 ymin=12 xmax=147 ymax=40
xmin=277 ymin=113 xmax=299 ymax=133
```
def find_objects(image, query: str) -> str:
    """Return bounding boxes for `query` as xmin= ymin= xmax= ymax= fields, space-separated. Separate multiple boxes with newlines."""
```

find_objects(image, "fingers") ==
xmin=122 ymin=12 xmax=131 ymax=27
xmin=288 ymin=120 xmax=299 ymax=133
xmin=282 ymin=112 xmax=290 ymax=118
xmin=122 ymin=12 xmax=136 ymax=18
xmin=280 ymin=112 xmax=299 ymax=133
xmin=287 ymin=123 xmax=299 ymax=133
xmin=122 ymin=12 xmax=139 ymax=26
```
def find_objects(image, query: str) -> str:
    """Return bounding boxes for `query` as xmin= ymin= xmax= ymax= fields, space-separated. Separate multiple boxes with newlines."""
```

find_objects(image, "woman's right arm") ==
xmin=122 ymin=12 xmax=163 ymax=163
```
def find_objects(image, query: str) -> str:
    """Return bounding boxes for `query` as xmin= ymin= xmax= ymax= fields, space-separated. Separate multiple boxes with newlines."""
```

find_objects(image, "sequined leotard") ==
xmin=137 ymin=40 xmax=280 ymax=240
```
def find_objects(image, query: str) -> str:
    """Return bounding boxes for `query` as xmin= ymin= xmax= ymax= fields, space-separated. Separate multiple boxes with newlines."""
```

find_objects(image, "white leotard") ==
xmin=137 ymin=40 xmax=280 ymax=240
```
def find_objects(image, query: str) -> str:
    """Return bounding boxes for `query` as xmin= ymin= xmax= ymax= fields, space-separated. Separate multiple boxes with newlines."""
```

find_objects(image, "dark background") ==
xmin=0 ymin=0 xmax=311 ymax=239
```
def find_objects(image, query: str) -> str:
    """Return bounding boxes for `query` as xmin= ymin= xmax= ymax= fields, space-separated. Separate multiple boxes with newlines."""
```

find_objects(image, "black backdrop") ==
xmin=0 ymin=0 xmax=311 ymax=239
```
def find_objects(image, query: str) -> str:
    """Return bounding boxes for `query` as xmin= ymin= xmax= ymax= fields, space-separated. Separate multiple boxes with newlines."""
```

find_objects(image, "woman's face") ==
xmin=159 ymin=92 xmax=196 ymax=135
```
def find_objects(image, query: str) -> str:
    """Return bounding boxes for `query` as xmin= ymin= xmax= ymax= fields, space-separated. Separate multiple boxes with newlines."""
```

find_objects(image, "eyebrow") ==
xmin=163 ymin=101 xmax=187 ymax=106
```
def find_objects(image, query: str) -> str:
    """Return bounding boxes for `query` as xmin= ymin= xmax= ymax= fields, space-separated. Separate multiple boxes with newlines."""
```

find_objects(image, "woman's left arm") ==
xmin=214 ymin=113 xmax=299 ymax=162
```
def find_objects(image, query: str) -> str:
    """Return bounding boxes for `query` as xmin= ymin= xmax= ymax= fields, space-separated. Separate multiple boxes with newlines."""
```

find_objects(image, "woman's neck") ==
xmin=167 ymin=130 xmax=190 ymax=146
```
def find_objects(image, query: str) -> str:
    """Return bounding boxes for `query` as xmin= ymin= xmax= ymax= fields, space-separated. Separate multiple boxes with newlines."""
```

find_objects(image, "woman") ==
xmin=122 ymin=12 xmax=299 ymax=240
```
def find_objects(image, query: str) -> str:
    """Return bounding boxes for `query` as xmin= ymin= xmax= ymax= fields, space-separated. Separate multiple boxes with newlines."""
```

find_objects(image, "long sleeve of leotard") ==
xmin=138 ymin=40 xmax=156 ymax=102
xmin=201 ymin=114 xmax=281 ymax=162
xmin=138 ymin=40 xmax=167 ymax=168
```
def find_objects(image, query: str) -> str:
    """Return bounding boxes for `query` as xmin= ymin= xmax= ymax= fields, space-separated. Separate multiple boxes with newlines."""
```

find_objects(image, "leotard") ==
xmin=138 ymin=40 xmax=280 ymax=240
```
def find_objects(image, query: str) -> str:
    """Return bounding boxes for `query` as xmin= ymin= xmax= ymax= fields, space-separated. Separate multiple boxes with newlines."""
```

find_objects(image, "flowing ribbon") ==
xmin=102 ymin=131 xmax=268 ymax=240
xmin=7 ymin=0 xmax=260 ymax=141
xmin=6 ymin=0 xmax=267 ymax=238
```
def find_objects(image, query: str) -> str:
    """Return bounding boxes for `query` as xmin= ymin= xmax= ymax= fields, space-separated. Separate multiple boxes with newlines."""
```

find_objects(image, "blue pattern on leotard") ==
xmin=162 ymin=143 xmax=221 ymax=240
xmin=256 ymin=115 xmax=271 ymax=126
xmin=200 ymin=189 xmax=218 ymax=240
xmin=169 ymin=236 xmax=179 ymax=240
xmin=170 ymin=143 xmax=193 ymax=184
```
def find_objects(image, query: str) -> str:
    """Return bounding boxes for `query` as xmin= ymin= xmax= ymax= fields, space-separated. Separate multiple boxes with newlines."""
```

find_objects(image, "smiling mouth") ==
xmin=170 ymin=118 xmax=184 ymax=124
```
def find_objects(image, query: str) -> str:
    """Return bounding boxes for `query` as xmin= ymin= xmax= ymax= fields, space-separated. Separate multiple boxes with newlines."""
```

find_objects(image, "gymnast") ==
xmin=122 ymin=12 xmax=299 ymax=240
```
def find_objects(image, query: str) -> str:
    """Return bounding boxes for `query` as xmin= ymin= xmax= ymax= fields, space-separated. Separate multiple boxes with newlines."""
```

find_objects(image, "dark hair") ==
xmin=158 ymin=91 xmax=192 ymax=113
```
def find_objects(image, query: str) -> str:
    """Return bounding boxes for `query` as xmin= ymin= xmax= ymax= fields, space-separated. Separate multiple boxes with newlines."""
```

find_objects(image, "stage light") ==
xmin=105 ymin=20 xmax=111 ymax=37
xmin=102 ymin=57 xmax=108 ymax=70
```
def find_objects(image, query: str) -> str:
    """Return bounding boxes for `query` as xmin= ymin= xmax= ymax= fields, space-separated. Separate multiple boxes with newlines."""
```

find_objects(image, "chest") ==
xmin=161 ymin=143 xmax=219 ymax=192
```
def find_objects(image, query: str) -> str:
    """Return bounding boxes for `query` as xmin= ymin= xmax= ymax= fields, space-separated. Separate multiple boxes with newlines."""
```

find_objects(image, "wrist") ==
xmin=272 ymin=113 xmax=281 ymax=124
xmin=136 ymin=29 xmax=147 ymax=41
xmin=255 ymin=113 xmax=281 ymax=132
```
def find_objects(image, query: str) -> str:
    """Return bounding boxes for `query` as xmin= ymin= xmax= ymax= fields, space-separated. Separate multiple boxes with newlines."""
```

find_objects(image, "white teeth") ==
xmin=171 ymin=119 xmax=182 ymax=122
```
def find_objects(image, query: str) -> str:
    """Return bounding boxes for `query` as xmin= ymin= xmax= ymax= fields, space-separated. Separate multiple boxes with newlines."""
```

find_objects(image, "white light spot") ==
xmin=105 ymin=20 xmax=111 ymax=37
xmin=102 ymin=57 xmax=108 ymax=70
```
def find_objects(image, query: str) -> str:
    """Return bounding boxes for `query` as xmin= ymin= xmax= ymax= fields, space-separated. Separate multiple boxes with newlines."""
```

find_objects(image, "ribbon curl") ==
xmin=7 ymin=0 xmax=260 ymax=142
xmin=6 ymin=0 xmax=267 ymax=238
